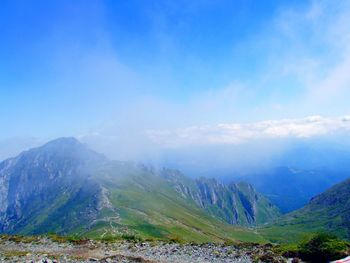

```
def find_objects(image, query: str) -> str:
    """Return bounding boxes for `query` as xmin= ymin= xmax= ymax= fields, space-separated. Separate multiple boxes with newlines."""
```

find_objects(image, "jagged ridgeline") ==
xmin=0 ymin=138 xmax=280 ymax=242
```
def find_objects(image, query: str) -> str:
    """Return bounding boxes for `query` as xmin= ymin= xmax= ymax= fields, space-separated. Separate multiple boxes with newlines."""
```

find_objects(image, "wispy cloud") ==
xmin=147 ymin=115 xmax=350 ymax=148
xmin=2 ymin=0 xmax=350 ymax=158
xmin=263 ymin=0 xmax=350 ymax=114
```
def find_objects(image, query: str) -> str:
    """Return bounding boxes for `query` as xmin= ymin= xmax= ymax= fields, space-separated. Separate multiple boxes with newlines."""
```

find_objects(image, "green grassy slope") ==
xmin=0 ymin=139 xmax=274 ymax=244
xmin=260 ymin=178 xmax=350 ymax=243
xmin=82 ymin=162 xmax=266 ymax=243
xmin=161 ymin=170 xmax=281 ymax=227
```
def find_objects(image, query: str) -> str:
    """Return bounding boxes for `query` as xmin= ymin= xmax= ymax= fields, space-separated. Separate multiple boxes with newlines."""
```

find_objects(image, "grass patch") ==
xmin=0 ymin=235 xmax=40 ymax=243
xmin=272 ymin=233 xmax=350 ymax=262
xmin=1 ymin=250 xmax=29 ymax=258
xmin=298 ymin=233 xmax=349 ymax=263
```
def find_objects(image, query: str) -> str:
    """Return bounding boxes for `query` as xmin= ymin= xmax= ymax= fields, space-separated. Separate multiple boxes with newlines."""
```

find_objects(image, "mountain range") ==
xmin=228 ymin=143 xmax=350 ymax=213
xmin=158 ymin=141 xmax=350 ymax=213
xmin=241 ymin=166 xmax=349 ymax=213
xmin=1 ymin=137 xmax=349 ymax=244
xmin=0 ymin=138 xmax=279 ymax=242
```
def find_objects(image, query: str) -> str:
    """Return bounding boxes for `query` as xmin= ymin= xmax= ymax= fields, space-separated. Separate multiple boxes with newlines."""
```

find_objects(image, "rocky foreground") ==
xmin=0 ymin=236 xmax=294 ymax=263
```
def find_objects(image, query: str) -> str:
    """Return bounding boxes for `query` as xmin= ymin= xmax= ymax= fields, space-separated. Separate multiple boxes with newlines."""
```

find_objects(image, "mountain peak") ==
xmin=10 ymin=137 xmax=107 ymax=167
xmin=42 ymin=137 xmax=83 ymax=148
xmin=48 ymin=136 xmax=79 ymax=143
xmin=34 ymin=137 xmax=90 ymax=157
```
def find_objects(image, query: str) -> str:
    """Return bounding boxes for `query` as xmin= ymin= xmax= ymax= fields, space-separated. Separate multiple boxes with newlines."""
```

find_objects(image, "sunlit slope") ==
xmin=85 ymin=162 xmax=266 ymax=242
xmin=0 ymin=138 xmax=269 ymax=243
xmin=162 ymin=170 xmax=280 ymax=226
xmin=260 ymin=177 xmax=350 ymax=243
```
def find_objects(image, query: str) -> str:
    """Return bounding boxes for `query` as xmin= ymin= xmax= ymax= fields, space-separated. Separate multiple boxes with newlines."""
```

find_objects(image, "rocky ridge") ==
xmin=161 ymin=169 xmax=280 ymax=226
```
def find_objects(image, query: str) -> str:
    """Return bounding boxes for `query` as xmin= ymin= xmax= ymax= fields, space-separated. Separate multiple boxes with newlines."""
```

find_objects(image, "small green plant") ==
xmin=223 ymin=239 xmax=238 ymax=246
xmin=121 ymin=233 xmax=141 ymax=241
xmin=298 ymin=233 xmax=349 ymax=262
xmin=48 ymin=233 xmax=86 ymax=244
xmin=168 ymin=236 xmax=185 ymax=244
xmin=48 ymin=233 xmax=67 ymax=243
xmin=6 ymin=235 xmax=38 ymax=243
xmin=66 ymin=234 xmax=87 ymax=244
xmin=273 ymin=243 xmax=299 ymax=258
xmin=2 ymin=250 xmax=29 ymax=258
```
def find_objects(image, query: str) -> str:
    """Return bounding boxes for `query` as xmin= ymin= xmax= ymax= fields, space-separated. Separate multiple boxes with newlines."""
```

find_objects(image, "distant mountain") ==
xmin=241 ymin=166 xmax=349 ymax=213
xmin=157 ymin=142 xmax=350 ymax=213
xmin=261 ymin=177 xmax=350 ymax=242
xmin=234 ymin=142 xmax=350 ymax=213
xmin=0 ymin=138 xmax=278 ymax=242
xmin=276 ymin=143 xmax=350 ymax=171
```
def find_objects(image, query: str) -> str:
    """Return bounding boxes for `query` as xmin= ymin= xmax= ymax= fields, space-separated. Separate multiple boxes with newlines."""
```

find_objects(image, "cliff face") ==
xmin=0 ymin=138 xmax=109 ymax=234
xmin=161 ymin=169 xmax=280 ymax=226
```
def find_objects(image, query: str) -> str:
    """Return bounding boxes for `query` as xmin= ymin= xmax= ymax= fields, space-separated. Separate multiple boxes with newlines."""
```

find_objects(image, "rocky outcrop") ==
xmin=161 ymin=169 xmax=280 ymax=226
xmin=0 ymin=138 xmax=112 ymax=234
xmin=0 ymin=235 xmax=288 ymax=263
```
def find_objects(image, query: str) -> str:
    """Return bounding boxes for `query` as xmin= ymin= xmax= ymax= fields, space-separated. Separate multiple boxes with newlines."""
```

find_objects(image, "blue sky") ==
xmin=1 ymin=0 xmax=350 ymax=159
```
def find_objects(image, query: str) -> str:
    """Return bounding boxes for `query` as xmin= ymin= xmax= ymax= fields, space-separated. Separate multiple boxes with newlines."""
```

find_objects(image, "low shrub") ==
xmin=298 ymin=233 xmax=349 ymax=262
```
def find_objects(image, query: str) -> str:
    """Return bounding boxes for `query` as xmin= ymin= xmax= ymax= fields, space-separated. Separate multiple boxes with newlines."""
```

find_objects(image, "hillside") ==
xmin=162 ymin=170 xmax=280 ymax=226
xmin=0 ymin=138 xmax=280 ymax=243
xmin=260 ymin=177 xmax=350 ymax=243
xmin=242 ymin=166 xmax=349 ymax=213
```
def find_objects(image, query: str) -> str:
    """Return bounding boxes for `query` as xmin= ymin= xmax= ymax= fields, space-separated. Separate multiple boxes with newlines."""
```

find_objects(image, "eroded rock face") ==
xmin=161 ymin=169 xmax=280 ymax=226
xmin=0 ymin=138 xmax=111 ymax=234
xmin=0 ymin=160 xmax=11 ymax=214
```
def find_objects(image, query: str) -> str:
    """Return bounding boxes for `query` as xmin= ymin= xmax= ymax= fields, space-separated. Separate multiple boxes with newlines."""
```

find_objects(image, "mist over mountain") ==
xmin=234 ymin=142 xmax=350 ymax=212
xmin=0 ymin=138 xmax=279 ymax=242
xmin=2 ymin=134 xmax=350 ymax=215
xmin=2 ymin=137 xmax=350 ymax=246
xmin=151 ymin=138 xmax=350 ymax=213
xmin=0 ymin=138 xmax=108 ymax=234
xmin=3 ymin=0 xmax=350 ymax=261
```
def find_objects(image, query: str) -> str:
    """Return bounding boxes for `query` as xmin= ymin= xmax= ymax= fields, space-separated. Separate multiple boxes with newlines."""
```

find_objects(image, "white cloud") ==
xmin=274 ymin=0 xmax=350 ymax=110
xmin=147 ymin=115 xmax=350 ymax=148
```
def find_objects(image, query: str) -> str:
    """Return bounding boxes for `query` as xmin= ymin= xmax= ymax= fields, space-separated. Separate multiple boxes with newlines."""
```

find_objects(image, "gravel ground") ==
xmin=0 ymin=237 xmax=291 ymax=263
